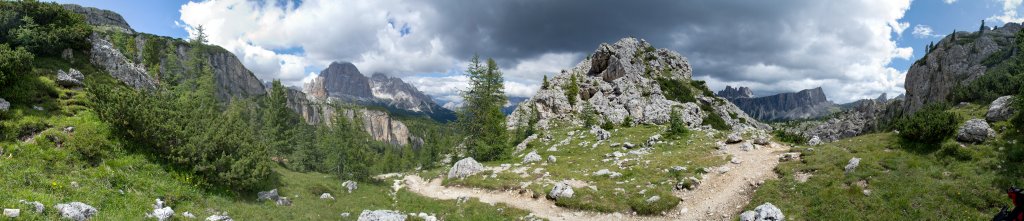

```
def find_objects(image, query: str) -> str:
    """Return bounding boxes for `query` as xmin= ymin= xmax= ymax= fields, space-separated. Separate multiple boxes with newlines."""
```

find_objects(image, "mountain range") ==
xmin=303 ymin=62 xmax=456 ymax=121
xmin=717 ymin=86 xmax=836 ymax=122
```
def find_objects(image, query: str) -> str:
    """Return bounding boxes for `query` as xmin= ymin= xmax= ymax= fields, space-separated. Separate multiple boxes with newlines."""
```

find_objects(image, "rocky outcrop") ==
xmin=904 ymin=23 xmax=1023 ymax=114
xmin=717 ymin=86 xmax=753 ymax=99
xmin=726 ymin=87 xmax=836 ymax=121
xmin=739 ymin=203 xmax=785 ymax=221
xmin=370 ymin=73 xmax=448 ymax=114
xmin=56 ymin=69 xmax=85 ymax=87
xmin=350 ymin=109 xmax=412 ymax=146
xmin=447 ymin=157 xmax=484 ymax=179
xmin=62 ymin=4 xmax=134 ymax=33
xmin=358 ymin=210 xmax=407 ymax=221
xmin=89 ymin=33 xmax=157 ymax=90
xmin=956 ymin=119 xmax=995 ymax=143
xmin=304 ymin=63 xmax=454 ymax=121
xmin=284 ymin=88 xmax=419 ymax=146
xmin=201 ymin=47 xmax=268 ymax=100
xmin=783 ymin=96 xmax=903 ymax=143
xmin=548 ymin=182 xmax=575 ymax=199
xmin=508 ymin=37 xmax=767 ymax=131
xmin=987 ymin=95 xmax=1016 ymax=122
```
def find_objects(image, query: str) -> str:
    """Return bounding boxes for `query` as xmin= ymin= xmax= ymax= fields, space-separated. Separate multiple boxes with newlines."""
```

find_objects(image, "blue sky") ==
xmin=48 ymin=0 xmax=1024 ymax=104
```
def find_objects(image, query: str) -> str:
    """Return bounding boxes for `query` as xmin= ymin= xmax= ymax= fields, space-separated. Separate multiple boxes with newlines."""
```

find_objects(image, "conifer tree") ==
xmin=458 ymin=55 xmax=509 ymax=161
xmin=542 ymin=75 xmax=550 ymax=90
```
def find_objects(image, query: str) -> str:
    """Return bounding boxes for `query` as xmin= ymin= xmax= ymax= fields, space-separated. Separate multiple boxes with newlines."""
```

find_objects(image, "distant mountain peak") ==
xmin=717 ymin=86 xmax=754 ymax=99
xmin=724 ymin=86 xmax=835 ymax=121
xmin=303 ymin=62 xmax=454 ymax=121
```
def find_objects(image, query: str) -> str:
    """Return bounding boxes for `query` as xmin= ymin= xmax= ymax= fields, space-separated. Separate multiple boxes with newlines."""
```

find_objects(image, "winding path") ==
xmin=403 ymin=142 xmax=789 ymax=221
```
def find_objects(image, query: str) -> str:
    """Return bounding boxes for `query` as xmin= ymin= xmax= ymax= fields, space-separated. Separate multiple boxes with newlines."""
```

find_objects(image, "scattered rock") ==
xmin=844 ymin=157 xmax=861 ymax=174
xmin=594 ymin=169 xmax=622 ymax=178
xmin=182 ymin=212 xmax=196 ymax=219
xmin=956 ymin=119 xmax=996 ymax=143
xmin=341 ymin=213 xmax=351 ymax=217
xmin=523 ymin=151 xmax=542 ymax=163
xmin=779 ymin=152 xmax=801 ymax=162
xmin=3 ymin=209 xmax=19 ymax=218
xmin=320 ymin=193 xmax=335 ymax=200
xmin=608 ymin=151 xmax=625 ymax=158
xmin=257 ymin=189 xmax=279 ymax=201
xmin=623 ymin=142 xmax=636 ymax=149
xmin=456 ymin=196 xmax=470 ymax=204
xmin=646 ymin=134 xmax=661 ymax=147
xmin=0 ymin=98 xmax=9 ymax=112
xmin=726 ymin=133 xmax=743 ymax=143
xmin=19 ymin=200 xmax=43 ymax=213
xmin=808 ymin=136 xmax=822 ymax=146
xmin=739 ymin=142 xmax=754 ymax=151
xmin=670 ymin=166 xmax=687 ymax=172
xmin=515 ymin=134 xmax=538 ymax=152
xmin=147 ymin=198 xmax=173 ymax=221
xmin=753 ymin=136 xmax=770 ymax=145
xmin=675 ymin=177 xmax=701 ymax=191
xmin=413 ymin=213 xmax=437 ymax=221
xmin=358 ymin=210 xmax=407 ymax=221
xmin=55 ymin=202 xmax=98 ymax=221
xmin=547 ymin=155 xmax=557 ymax=163
xmin=794 ymin=172 xmax=812 ymax=183
xmin=590 ymin=126 xmax=611 ymax=141
xmin=447 ymin=157 xmax=484 ymax=179
xmin=731 ymin=158 xmax=743 ymax=164
xmin=548 ymin=182 xmax=575 ymax=200
xmin=739 ymin=202 xmax=784 ymax=221
xmin=205 ymin=214 xmax=233 ymax=221
xmin=645 ymin=195 xmax=661 ymax=203
xmin=343 ymin=180 xmax=359 ymax=193
xmin=717 ymin=166 xmax=731 ymax=174
xmin=56 ymin=68 xmax=86 ymax=87
xmin=275 ymin=197 xmax=292 ymax=206
xmin=987 ymin=95 xmax=1016 ymax=122
xmin=32 ymin=105 xmax=44 ymax=111
xmin=70 ymin=181 xmax=79 ymax=188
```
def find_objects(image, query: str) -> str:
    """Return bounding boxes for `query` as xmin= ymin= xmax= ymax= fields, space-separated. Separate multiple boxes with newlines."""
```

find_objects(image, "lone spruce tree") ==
xmin=459 ymin=55 xmax=510 ymax=161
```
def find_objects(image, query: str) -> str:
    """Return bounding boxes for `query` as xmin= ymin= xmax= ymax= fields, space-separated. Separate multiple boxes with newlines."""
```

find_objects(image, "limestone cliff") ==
xmin=303 ymin=62 xmax=455 ymax=121
xmin=784 ymin=96 xmax=904 ymax=143
xmin=724 ymin=87 xmax=836 ymax=122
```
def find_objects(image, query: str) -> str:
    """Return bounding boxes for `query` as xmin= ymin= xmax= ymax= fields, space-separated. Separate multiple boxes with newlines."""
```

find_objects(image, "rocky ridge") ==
xmin=304 ymin=62 xmax=455 ymax=121
xmin=723 ymin=87 xmax=836 ymax=121
xmin=508 ymin=37 xmax=767 ymax=131
xmin=783 ymin=95 xmax=904 ymax=143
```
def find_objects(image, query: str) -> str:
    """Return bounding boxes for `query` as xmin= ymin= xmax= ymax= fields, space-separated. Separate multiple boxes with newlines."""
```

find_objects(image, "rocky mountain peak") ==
xmin=62 ymin=4 xmax=135 ymax=34
xmin=320 ymin=62 xmax=374 ymax=99
xmin=508 ymin=37 xmax=766 ymax=131
xmin=725 ymin=87 xmax=834 ymax=121
xmin=369 ymin=73 xmax=445 ymax=114
xmin=717 ymin=86 xmax=754 ymax=99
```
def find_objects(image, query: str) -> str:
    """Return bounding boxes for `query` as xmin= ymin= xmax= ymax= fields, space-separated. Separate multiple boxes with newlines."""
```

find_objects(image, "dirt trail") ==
xmin=403 ymin=142 xmax=789 ymax=221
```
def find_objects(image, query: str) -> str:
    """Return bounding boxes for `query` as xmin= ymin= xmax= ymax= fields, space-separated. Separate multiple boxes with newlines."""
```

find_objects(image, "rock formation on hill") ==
xmin=783 ymin=95 xmax=904 ymax=143
xmin=62 ymin=4 xmax=134 ymax=33
xmin=508 ymin=37 xmax=767 ymax=131
xmin=722 ymin=87 xmax=836 ymax=121
xmin=903 ymin=23 xmax=1022 ymax=114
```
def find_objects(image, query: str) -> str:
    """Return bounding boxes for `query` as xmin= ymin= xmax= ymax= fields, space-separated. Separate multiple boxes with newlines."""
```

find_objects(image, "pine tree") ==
xmin=542 ymin=75 xmax=550 ymax=90
xmin=665 ymin=108 xmax=689 ymax=139
xmin=264 ymin=80 xmax=295 ymax=156
xmin=458 ymin=55 xmax=510 ymax=161
xmin=980 ymin=20 xmax=986 ymax=33
xmin=564 ymin=74 xmax=579 ymax=106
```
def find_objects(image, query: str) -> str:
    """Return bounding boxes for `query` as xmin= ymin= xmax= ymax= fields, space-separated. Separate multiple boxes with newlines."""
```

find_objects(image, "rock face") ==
xmin=320 ymin=62 xmax=374 ymax=99
xmin=957 ymin=119 xmax=996 ymax=143
xmin=283 ymin=89 xmax=421 ymax=146
xmin=725 ymin=87 xmax=836 ymax=121
xmin=717 ymin=86 xmax=753 ymax=99
xmin=508 ymin=37 xmax=767 ymax=131
xmin=355 ymin=109 xmax=413 ymax=146
xmin=739 ymin=203 xmax=785 ymax=221
xmin=987 ymin=95 xmax=1016 ymax=122
xmin=358 ymin=210 xmax=407 ymax=221
xmin=904 ymin=23 xmax=1023 ymax=114
xmin=89 ymin=33 xmax=157 ymax=90
xmin=199 ymin=46 xmax=268 ymax=101
xmin=54 ymin=202 xmax=98 ymax=221
xmin=62 ymin=4 xmax=134 ymax=33
xmin=447 ymin=157 xmax=485 ymax=179
xmin=370 ymin=73 xmax=449 ymax=114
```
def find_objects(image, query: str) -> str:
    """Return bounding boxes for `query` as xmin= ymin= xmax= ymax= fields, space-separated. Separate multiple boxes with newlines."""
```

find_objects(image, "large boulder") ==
xmin=807 ymin=136 xmax=822 ymax=146
xmin=548 ymin=182 xmax=575 ymax=200
xmin=739 ymin=202 xmax=785 ymax=221
xmin=358 ymin=210 xmax=407 ymax=221
xmin=957 ymin=119 xmax=996 ymax=143
xmin=257 ymin=189 xmax=279 ymax=202
xmin=726 ymin=133 xmax=744 ymax=143
xmin=54 ymin=202 xmax=98 ymax=221
xmin=986 ymin=95 xmax=1016 ymax=122
xmin=3 ymin=209 xmax=18 ymax=218
xmin=56 ymin=68 xmax=85 ymax=87
xmin=206 ymin=214 xmax=233 ymax=221
xmin=523 ymin=151 xmax=542 ymax=163
xmin=447 ymin=157 xmax=484 ymax=179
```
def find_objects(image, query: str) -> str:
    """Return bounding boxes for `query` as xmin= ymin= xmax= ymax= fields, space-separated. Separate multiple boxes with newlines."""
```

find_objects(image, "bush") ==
xmin=656 ymin=77 xmax=696 ymax=103
xmin=0 ymin=43 xmax=34 ymax=86
xmin=0 ymin=0 xmax=92 ymax=55
xmin=665 ymin=108 xmax=688 ymax=139
xmin=896 ymin=103 xmax=960 ymax=145
xmin=773 ymin=130 xmax=807 ymax=144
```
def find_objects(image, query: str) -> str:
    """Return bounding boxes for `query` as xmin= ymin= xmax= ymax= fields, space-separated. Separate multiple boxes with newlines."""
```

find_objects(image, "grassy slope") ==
xmin=432 ymin=123 xmax=728 ymax=215
xmin=0 ymin=50 xmax=529 ymax=220
xmin=747 ymin=105 xmax=1018 ymax=220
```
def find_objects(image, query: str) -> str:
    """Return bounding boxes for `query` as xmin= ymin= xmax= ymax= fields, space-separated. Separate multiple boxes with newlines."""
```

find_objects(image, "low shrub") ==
xmin=896 ymin=103 xmax=960 ymax=146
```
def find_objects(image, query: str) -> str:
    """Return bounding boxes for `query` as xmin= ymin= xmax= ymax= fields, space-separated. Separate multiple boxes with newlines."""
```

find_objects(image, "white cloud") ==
xmin=944 ymin=0 xmax=957 ymax=4
xmin=912 ymin=24 xmax=942 ymax=38
xmin=990 ymin=0 xmax=1024 ymax=23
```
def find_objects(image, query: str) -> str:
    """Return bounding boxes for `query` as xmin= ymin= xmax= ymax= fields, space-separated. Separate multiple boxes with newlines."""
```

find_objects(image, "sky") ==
xmin=49 ymin=0 xmax=1024 ymax=104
